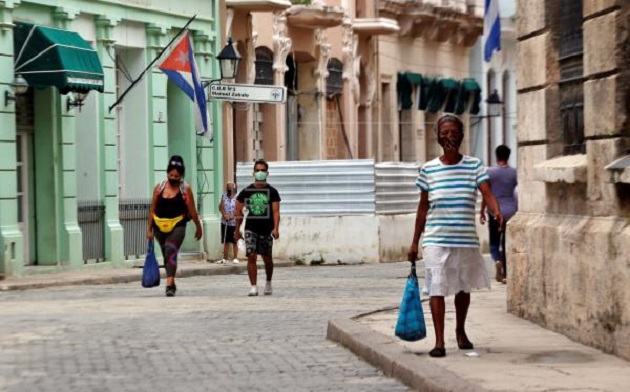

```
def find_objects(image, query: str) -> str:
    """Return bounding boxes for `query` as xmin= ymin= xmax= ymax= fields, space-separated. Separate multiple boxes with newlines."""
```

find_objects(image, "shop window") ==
xmin=254 ymin=47 xmax=274 ymax=85
xmin=326 ymin=58 xmax=343 ymax=98
xmin=558 ymin=0 xmax=584 ymax=155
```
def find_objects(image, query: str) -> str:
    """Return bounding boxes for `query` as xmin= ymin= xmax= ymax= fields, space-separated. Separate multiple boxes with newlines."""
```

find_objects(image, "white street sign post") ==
xmin=208 ymin=83 xmax=287 ymax=104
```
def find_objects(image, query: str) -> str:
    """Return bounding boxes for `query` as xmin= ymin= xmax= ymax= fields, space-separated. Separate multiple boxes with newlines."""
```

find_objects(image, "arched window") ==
xmin=254 ymin=47 xmax=274 ymax=85
xmin=326 ymin=58 xmax=343 ymax=98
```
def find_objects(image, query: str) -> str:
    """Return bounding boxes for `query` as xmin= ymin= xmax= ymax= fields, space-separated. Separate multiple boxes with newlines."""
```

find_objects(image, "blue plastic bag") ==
xmin=142 ymin=240 xmax=160 ymax=288
xmin=395 ymin=262 xmax=426 ymax=341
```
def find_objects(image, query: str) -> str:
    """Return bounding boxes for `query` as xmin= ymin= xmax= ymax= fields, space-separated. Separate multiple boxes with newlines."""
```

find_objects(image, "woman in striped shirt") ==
xmin=408 ymin=114 xmax=504 ymax=358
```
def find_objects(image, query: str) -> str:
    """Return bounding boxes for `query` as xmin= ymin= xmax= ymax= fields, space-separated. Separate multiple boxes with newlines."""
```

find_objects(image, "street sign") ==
xmin=208 ymin=83 xmax=287 ymax=104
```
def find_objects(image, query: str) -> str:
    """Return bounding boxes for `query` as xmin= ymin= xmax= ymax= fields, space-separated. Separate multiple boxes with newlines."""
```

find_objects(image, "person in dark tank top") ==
xmin=147 ymin=155 xmax=202 ymax=297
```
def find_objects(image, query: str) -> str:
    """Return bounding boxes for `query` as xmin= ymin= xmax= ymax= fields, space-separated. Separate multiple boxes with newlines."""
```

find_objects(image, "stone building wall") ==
xmin=511 ymin=0 xmax=630 ymax=360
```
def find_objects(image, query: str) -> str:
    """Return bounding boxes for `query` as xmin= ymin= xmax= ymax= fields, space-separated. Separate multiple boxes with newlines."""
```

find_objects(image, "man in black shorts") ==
xmin=234 ymin=159 xmax=281 ymax=296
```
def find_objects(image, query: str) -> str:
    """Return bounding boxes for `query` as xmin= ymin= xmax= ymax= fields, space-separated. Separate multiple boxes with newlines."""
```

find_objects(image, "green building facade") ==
xmin=0 ymin=0 xmax=224 ymax=277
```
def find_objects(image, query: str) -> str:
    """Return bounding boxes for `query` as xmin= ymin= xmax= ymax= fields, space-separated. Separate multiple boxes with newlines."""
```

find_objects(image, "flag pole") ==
xmin=108 ymin=13 xmax=198 ymax=112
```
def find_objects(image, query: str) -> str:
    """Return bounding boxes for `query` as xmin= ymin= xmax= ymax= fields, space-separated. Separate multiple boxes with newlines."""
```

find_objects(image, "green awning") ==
xmin=13 ymin=23 xmax=104 ymax=94
xmin=462 ymin=78 xmax=481 ymax=92
xmin=405 ymin=72 xmax=423 ymax=85
xmin=454 ymin=78 xmax=482 ymax=115
xmin=397 ymin=72 xmax=424 ymax=110
xmin=439 ymin=78 xmax=459 ymax=90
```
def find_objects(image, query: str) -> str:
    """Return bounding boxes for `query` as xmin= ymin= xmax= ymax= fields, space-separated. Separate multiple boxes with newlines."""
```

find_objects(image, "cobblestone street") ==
xmin=0 ymin=264 xmax=412 ymax=392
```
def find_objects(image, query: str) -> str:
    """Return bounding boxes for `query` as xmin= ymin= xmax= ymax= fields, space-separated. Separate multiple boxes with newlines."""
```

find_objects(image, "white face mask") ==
xmin=254 ymin=171 xmax=267 ymax=181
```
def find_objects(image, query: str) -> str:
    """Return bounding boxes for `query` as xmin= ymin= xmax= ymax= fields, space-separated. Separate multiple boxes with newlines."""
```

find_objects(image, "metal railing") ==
xmin=77 ymin=200 xmax=106 ymax=262
xmin=237 ymin=159 xmax=376 ymax=216
xmin=237 ymin=159 xmax=426 ymax=216
xmin=375 ymin=162 xmax=420 ymax=215
xmin=119 ymin=199 xmax=151 ymax=259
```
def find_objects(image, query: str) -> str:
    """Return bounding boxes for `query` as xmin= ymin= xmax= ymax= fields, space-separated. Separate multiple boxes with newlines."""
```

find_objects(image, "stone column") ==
xmin=314 ymin=29 xmax=331 ymax=160
xmin=243 ymin=16 xmax=256 ymax=163
xmin=192 ymin=29 xmax=219 ymax=258
xmin=341 ymin=16 xmax=359 ymax=158
xmin=0 ymin=0 xmax=23 ymax=276
xmin=362 ymin=41 xmax=378 ymax=160
xmin=95 ymin=16 xmax=124 ymax=266
xmin=272 ymin=11 xmax=291 ymax=161
xmin=146 ymin=24 xmax=169 ymax=187
xmin=53 ymin=7 xmax=83 ymax=268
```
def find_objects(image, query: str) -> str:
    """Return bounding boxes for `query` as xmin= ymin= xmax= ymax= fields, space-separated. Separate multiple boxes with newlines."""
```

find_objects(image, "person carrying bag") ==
xmin=395 ymin=261 xmax=427 ymax=342
xmin=142 ymin=240 xmax=160 ymax=288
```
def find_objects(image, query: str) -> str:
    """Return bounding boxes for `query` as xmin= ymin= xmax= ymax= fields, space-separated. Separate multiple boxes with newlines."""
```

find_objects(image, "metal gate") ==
xmin=77 ymin=201 xmax=106 ymax=262
xmin=119 ymin=199 xmax=151 ymax=259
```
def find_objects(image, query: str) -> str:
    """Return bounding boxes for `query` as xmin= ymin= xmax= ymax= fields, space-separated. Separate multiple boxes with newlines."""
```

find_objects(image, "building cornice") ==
xmin=378 ymin=0 xmax=482 ymax=46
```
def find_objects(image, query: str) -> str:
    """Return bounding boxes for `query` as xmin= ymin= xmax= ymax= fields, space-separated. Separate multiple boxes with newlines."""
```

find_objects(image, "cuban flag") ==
xmin=159 ymin=31 xmax=210 ymax=139
xmin=484 ymin=0 xmax=501 ymax=62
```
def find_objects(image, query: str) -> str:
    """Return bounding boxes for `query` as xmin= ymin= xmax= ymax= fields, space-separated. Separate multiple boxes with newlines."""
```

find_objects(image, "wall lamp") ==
xmin=202 ymin=37 xmax=242 ymax=88
xmin=67 ymin=91 xmax=88 ymax=112
xmin=4 ymin=75 xmax=29 ymax=107
xmin=470 ymin=89 xmax=504 ymax=127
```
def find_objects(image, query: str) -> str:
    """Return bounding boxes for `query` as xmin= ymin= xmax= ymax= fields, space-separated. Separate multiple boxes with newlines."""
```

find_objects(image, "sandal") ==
xmin=429 ymin=347 xmax=446 ymax=358
xmin=456 ymin=330 xmax=474 ymax=350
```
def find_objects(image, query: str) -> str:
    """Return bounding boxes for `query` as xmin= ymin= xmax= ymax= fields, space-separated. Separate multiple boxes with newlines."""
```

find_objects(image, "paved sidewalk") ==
xmin=0 ymin=259 xmax=295 ymax=291
xmin=328 ymin=280 xmax=630 ymax=392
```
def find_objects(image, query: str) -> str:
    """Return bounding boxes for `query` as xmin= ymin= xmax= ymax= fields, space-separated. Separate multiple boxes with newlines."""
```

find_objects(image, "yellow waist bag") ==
xmin=153 ymin=215 xmax=185 ymax=233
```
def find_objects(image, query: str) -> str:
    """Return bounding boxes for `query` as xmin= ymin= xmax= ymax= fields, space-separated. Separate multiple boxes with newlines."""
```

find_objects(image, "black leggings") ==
xmin=154 ymin=226 xmax=186 ymax=278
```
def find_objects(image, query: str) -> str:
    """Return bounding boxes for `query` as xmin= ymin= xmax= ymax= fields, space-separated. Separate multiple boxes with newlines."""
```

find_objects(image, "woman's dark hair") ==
xmin=167 ymin=155 xmax=185 ymax=176
xmin=254 ymin=158 xmax=269 ymax=171
xmin=435 ymin=114 xmax=464 ymax=134
xmin=495 ymin=145 xmax=511 ymax=162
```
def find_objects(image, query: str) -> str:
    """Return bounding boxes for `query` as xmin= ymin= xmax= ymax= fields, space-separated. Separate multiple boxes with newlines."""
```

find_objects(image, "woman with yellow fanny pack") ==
xmin=146 ymin=155 xmax=203 ymax=297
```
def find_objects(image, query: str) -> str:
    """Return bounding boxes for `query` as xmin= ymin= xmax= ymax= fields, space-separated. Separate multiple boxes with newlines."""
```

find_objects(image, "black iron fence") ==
xmin=77 ymin=200 xmax=106 ymax=262
xmin=119 ymin=199 xmax=151 ymax=259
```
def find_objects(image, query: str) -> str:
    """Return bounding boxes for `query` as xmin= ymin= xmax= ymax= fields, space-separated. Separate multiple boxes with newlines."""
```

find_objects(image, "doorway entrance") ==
xmin=15 ymin=89 xmax=36 ymax=265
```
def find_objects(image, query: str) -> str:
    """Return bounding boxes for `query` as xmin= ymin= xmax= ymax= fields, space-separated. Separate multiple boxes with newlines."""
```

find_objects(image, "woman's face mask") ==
xmin=226 ymin=187 xmax=235 ymax=196
xmin=168 ymin=177 xmax=182 ymax=186
xmin=437 ymin=122 xmax=464 ymax=152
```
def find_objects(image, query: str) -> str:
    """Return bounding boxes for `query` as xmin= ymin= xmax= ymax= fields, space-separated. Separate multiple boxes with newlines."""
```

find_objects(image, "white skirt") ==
xmin=422 ymin=246 xmax=490 ymax=297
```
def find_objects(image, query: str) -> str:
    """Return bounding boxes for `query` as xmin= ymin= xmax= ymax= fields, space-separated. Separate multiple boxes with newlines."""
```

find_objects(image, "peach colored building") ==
xmin=222 ymin=0 xmax=484 ymax=181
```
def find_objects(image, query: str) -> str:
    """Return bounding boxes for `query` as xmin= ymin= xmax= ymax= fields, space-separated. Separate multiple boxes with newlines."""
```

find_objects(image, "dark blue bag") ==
xmin=142 ymin=241 xmax=160 ymax=288
xmin=395 ymin=262 xmax=427 ymax=341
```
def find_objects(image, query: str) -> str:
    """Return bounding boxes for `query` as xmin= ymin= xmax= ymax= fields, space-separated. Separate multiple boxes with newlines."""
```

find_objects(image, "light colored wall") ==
xmin=118 ymin=48 xmax=150 ymax=199
xmin=0 ymin=0 xmax=221 ymax=275
xmin=379 ymin=35 xmax=474 ymax=162
xmin=272 ymin=214 xmax=417 ymax=264
xmin=469 ymin=9 xmax=518 ymax=167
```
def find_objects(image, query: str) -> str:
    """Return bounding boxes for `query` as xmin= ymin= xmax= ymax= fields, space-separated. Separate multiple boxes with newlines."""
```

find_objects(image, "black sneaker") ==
xmin=165 ymin=285 xmax=176 ymax=297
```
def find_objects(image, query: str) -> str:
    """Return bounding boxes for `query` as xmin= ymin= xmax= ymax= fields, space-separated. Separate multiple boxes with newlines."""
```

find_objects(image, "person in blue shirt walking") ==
xmin=480 ymin=145 xmax=518 ymax=284
xmin=407 ymin=115 xmax=504 ymax=358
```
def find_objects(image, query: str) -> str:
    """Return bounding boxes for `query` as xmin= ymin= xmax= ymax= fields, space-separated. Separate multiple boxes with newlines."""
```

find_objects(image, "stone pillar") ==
xmin=95 ymin=16 xmax=124 ymax=266
xmin=362 ymin=41 xmax=377 ymax=161
xmin=0 ymin=0 xmax=23 ymax=276
xmin=53 ymin=7 xmax=83 ymax=268
xmin=192 ymin=29 xmax=217 ymax=257
xmin=242 ymin=16 xmax=256 ymax=163
xmin=146 ymin=24 xmax=169 ymax=187
xmin=272 ymin=11 xmax=291 ymax=161
xmin=582 ymin=2 xmax=629 ymax=216
xmin=314 ymin=29 xmax=331 ymax=160
xmin=341 ymin=16 xmax=359 ymax=159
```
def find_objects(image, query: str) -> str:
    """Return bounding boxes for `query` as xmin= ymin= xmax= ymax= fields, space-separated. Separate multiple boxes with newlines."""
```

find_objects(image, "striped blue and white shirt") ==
xmin=416 ymin=156 xmax=489 ymax=248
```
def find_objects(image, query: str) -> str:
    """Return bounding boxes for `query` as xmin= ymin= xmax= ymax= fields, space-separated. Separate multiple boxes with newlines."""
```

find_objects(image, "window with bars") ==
xmin=254 ymin=47 xmax=274 ymax=85
xmin=326 ymin=58 xmax=343 ymax=98
xmin=558 ymin=0 xmax=585 ymax=155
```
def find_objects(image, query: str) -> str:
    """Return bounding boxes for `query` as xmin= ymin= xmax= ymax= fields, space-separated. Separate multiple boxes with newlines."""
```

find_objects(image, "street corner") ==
xmin=326 ymin=317 xmax=485 ymax=392
xmin=330 ymin=286 xmax=630 ymax=392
